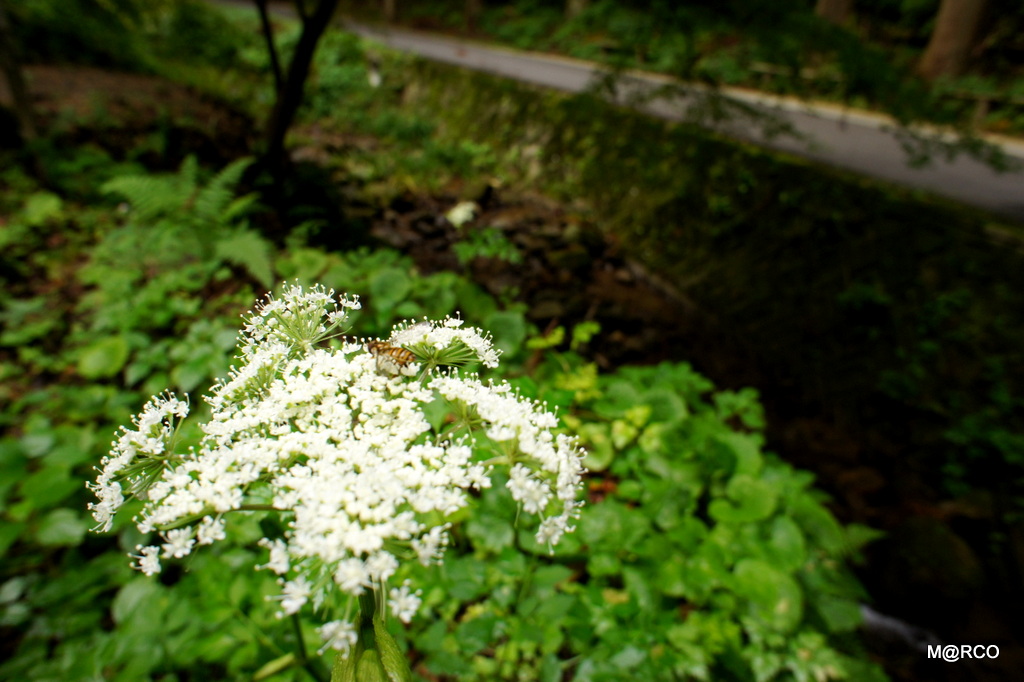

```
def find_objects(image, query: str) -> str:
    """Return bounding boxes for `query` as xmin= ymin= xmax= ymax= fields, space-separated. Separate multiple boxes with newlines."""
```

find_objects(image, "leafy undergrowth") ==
xmin=0 ymin=139 xmax=886 ymax=680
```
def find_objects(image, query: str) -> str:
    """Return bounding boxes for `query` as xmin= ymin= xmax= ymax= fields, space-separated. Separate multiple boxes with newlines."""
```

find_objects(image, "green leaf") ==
xmin=570 ymin=320 xmax=601 ymax=350
xmin=0 ymin=520 xmax=26 ymax=556
xmin=813 ymin=594 xmax=863 ymax=633
xmin=112 ymin=578 xmax=165 ymax=627
xmin=22 ymin=191 xmax=64 ymax=226
xmin=642 ymin=387 xmax=688 ymax=424
xmin=526 ymin=326 xmax=564 ymax=350
xmin=732 ymin=559 xmax=803 ymax=633
xmin=765 ymin=516 xmax=807 ymax=572
xmin=375 ymin=611 xmax=413 ymax=681
xmin=708 ymin=475 xmax=778 ymax=523
xmin=484 ymin=310 xmax=527 ymax=355
xmin=36 ymin=508 xmax=89 ymax=546
xmin=578 ymin=423 xmax=614 ymax=471
xmin=369 ymin=267 xmax=412 ymax=311
xmin=254 ymin=653 xmax=296 ymax=680
xmin=579 ymin=501 xmax=650 ymax=550
xmin=18 ymin=466 xmax=80 ymax=510
xmin=791 ymin=493 xmax=846 ymax=555
xmin=20 ymin=432 xmax=54 ymax=458
xmin=465 ymin=513 xmax=514 ymax=553
xmin=588 ymin=552 xmax=622 ymax=577
xmin=455 ymin=612 xmax=501 ymax=654
xmin=77 ymin=336 xmax=130 ymax=379
xmin=713 ymin=432 xmax=763 ymax=477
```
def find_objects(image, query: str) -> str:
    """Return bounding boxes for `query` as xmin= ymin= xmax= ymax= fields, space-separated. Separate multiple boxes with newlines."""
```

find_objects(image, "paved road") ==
xmin=211 ymin=0 xmax=1024 ymax=219
xmin=342 ymin=21 xmax=1024 ymax=221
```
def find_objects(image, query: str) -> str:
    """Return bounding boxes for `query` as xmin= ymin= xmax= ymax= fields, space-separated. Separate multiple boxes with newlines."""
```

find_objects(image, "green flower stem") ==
xmin=331 ymin=590 xmax=412 ymax=682
xmin=291 ymin=613 xmax=330 ymax=682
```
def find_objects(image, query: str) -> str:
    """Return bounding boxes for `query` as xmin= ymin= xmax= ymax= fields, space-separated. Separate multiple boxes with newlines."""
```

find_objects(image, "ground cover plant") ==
xmin=0 ymin=144 xmax=885 ymax=682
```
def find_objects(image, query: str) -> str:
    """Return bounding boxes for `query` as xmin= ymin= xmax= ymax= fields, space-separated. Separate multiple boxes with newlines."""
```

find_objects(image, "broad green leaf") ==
xmin=455 ymin=611 xmax=502 ymax=654
xmin=643 ymin=387 xmax=688 ymax=424
xmin=708 ymin=475 xmax=778 ymax=523
xmin=20 ymin=432 xmax=54 ymax=458
xmin=681 ymin=541 xmax=728 ymax=601
xmin=36 ymin=508 xmax=88 ymax=546
xmin=465 ymin=513 xmax=514 ymax=553
xmin=714 ymin=432 xmax=763 ymax=477
xmin=732 ymin=559 xmax=803 ymax=632
xmin=18 ymin=466 xmax=79 ymax=510
xmin=77 ymin=336 xmax=130 ymax=379
xmin=282 ymin=247 xmax=333 ymax=281
xmin=532 ymin=565 xmax=573 ymax=592
xmin=766 ymin=516 xmax=807 ymax=572
xmin=588 ymin=552 xmax=622 ymax=577
xmin=484 ymin=309 xmax=527 ymax=355
xmin=579 ymin=500 xmax=649 ymax=550
xmin=654 ymin=552 xmax=688 ymax=598
xmin=790 ymin=493 xmax=847 ymax=555
xmin=112 ymin=578 xmax=165 ymax=627
xmin=578 ymin=423 xmax=614 ymax=471
xmin=369 ymin=266 xmax=412 ymax=310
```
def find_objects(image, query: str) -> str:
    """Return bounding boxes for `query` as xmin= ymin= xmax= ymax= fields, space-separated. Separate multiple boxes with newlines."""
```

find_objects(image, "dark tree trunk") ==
xmin=0 ymin=0 xmax=37 ymax=142
xmin=466 ymin=0 xmax=482 ymax=32
xmin=262 ymin=0 xmax=340 ymax=178
xmin=0 ymin=0 xmax=46 ymax=181
xmin=917 ymin=0 xmax=988 ymax=81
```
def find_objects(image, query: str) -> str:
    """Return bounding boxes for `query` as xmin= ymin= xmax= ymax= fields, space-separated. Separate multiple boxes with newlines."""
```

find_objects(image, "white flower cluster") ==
xmin=88 ymin=285 xmax=585 ymax=656
xmin=390 ymin=316 xmax=502 ymax=369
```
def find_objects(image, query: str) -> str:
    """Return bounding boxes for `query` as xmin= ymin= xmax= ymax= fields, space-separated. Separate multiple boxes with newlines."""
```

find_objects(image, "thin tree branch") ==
xmin=253 ymin=0 xmax=284 ymax=93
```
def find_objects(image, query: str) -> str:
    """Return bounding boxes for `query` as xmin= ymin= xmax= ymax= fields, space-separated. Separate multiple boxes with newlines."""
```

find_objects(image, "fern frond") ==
xmin=223 ymin=193 xmax=261 ymax=223
xmin=193 ymin=157 xmax=254 ymax=223
xmin=214 ymin=228 xmax=275 ymax=289
xmin=101 ymin=174 xmax=194 ymax=222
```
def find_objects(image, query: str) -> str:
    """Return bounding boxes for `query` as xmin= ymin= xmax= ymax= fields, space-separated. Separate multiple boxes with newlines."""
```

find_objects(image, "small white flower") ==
xmin=161 ymin=528 xmax=195 ymax=559
xmin=333 ymin=558 xmax=370 ymax=595
xmin=317 ymin=619 xmax=358 ymax=656
xmin=259 ymin=538 xmax=291 ymax=575
xmin=130 ymin=545 xmax=161 ymax=576
xmin=445 ymin=200 xmax=478 ymax=227
xmin=412 ymin=525 xmax=450 ymax=566
xmin=388 ymin=581 xmax=422 ymax=624
xmin=197 ymin=516 xmax=226 ymax=545
xmin=278 ymin=577 xmax=312 ymax=617
xmin=508 ymin=464 xmax=552 ymax=514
